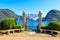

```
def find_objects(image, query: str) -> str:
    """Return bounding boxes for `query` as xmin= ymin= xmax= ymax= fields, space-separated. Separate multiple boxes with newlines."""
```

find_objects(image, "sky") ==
xmin=0 ymin=0 xmax=60 ymax=17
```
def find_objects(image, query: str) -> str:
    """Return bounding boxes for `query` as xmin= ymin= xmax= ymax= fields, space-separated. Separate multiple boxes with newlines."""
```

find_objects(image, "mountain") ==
xmin=18 ymin=9 xmax=60 ymax=21
xmin=26 ymin=14 xmax=45 ymax=21
xmin=44 ymin=9 xmax=60 ymax=21
xmin=18 ymin=15 xmax=35 ymax=21
xmin=35 ymin=17 xmax=45 ymax=21
xmin=18 ymin=15 xmax=22 ymax=20
xmin=1 ymin=9 xmax=60 ymax=22
xmin=0 ymin=9 xmax=19 ymax=21
xmin=26 ymin=14 xmax=38 ymax=21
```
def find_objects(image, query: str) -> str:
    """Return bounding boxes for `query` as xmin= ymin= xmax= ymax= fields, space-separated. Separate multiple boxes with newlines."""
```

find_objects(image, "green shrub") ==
xmin=0 ymin=23 xmax=1 ymax=30
xmin=37 ymin=24 xmax=47 ymax=30
xmin=41 ymin=26 xmax=47 ymax=29
xmin=12 ymin=25 xmax=22 ymax=29
xmin=25 ymin=24 xmax=28 ymax=31
xmin=47 ymin=21 xmax=60 ymax=31
xmin=12 ymin=24 xmax=28 ymax=30
xmin=22 ymin=24 xmax=28 ymax=31
xmin=0 ymin=18 xmax=16 ymax=30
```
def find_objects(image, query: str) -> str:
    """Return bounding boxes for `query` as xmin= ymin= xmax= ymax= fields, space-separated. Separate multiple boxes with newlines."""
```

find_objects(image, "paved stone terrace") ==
xmin=0 ymin=31 xmax=60 ymax=40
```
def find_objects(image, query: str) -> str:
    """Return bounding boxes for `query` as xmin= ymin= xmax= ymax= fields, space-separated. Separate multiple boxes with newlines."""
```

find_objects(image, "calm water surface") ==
xmin=16 ymin=20 xmax=49 ymax=30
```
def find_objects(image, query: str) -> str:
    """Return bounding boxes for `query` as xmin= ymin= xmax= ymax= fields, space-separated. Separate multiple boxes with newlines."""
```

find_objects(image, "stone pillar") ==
xmin=38 ymin=11 xmax=42 ymax=31
xmin=22 ymin=11 xmax=26 ymax=31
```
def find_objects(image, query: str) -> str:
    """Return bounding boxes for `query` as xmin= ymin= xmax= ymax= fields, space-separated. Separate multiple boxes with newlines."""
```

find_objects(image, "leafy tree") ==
xmin=0 ymin=18 xmax=16 ymax=30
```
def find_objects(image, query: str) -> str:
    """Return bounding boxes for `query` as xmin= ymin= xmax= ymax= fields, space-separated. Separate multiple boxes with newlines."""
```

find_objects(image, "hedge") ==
xmin=0 ymin=18 xmax=16 ymax=30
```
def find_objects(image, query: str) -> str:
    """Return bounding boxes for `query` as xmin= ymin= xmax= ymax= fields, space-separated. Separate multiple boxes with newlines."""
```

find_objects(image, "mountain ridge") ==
xmin=44 ymin=9 xmax=60 ymax=21
xmin=0 ymin=9 xmax=19 ymax=21
xmin=0 ymin=9 xmax=60 ymax=21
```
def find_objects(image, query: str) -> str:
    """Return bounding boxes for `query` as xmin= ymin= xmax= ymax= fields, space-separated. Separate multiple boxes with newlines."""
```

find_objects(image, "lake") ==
xmin=16 ymin=20 xmax=49 ymax=30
